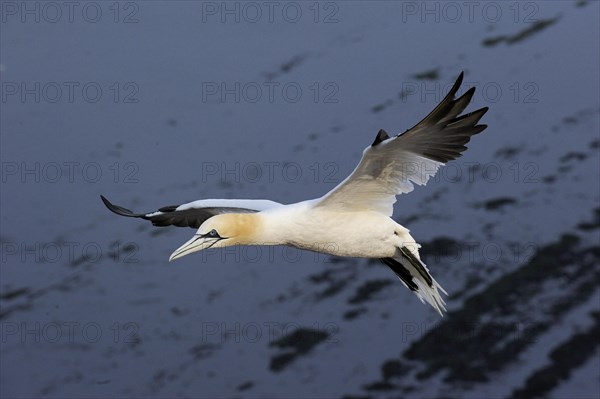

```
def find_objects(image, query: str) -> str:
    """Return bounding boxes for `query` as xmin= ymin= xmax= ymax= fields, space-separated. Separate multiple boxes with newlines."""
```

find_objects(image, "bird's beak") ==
xmin=169 ymin=235 xmax=220 ymax=261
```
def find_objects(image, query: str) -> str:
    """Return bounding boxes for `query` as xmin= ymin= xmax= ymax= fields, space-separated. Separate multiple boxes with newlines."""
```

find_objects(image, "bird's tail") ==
xmin=381 ymin=247 xmax=447 ymax=316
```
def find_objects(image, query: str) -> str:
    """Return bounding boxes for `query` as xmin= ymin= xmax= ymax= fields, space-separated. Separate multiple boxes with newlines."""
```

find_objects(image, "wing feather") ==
xmin=315 ymin=72 xmax=488 ymax=215
xmin=101 ymin=196 xmax=282 ymax=229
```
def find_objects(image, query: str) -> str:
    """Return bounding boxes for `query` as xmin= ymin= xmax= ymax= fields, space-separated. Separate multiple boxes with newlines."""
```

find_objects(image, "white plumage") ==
xmin=102 ymin=72 xmax=488 ymax=316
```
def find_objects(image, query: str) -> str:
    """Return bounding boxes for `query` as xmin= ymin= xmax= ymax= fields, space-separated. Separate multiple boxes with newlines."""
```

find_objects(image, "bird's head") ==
xmin=169 ymin=213 xmax=261 ymax=261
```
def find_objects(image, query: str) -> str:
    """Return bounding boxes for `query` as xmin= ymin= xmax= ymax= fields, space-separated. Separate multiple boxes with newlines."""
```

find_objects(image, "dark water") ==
xmin=1 ymin=1 xmax=599 ymax=398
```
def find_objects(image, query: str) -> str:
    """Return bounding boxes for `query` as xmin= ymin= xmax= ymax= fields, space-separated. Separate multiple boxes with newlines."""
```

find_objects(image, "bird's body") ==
xmin=102 ymin=72 xmax=488 ymax=315
xmin=251 ymin=201 xmax=404 ymax=258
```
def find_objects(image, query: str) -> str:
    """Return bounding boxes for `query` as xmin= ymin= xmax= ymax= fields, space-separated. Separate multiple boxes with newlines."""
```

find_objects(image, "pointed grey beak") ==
xmin=169 ymin=235 xmax=219 ymax=261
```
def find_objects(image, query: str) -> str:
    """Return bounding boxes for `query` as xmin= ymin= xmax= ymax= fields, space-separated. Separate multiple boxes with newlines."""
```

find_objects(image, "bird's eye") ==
xmin=209 ymin=229 xmax=219 ymax=237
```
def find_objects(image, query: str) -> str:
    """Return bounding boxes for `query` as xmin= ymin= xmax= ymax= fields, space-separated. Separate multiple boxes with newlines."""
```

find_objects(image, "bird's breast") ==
xmin=263 ymin=208 xmax=398 ymax=258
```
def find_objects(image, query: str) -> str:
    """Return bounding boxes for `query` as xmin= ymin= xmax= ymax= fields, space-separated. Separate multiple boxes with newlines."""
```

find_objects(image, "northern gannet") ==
xmin=102 ymin=72 xmax=488 ymax=315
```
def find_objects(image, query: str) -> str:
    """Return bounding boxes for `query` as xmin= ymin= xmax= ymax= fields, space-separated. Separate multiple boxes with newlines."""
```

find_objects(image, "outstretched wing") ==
xmin=101 ymin=196 xmax=282 ymax=228
xmin=314 ymin=72 xmax=488 ymax=216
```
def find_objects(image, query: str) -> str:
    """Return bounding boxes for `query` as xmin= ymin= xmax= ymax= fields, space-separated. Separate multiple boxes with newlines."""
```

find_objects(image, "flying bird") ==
xmin=102 ymin=72 xmax=488 ymax=315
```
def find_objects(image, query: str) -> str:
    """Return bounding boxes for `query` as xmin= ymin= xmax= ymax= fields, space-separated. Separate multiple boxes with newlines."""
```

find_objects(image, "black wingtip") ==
xmin=100 ymin=195 xmax=142 ymax=218
xmin=463 ymin=86 xmax=476 ymax=98
xmin=445 ymin=71 xmax=465 ymax=100
xmin=100 ymin=195 xmax=112 ymax=210
xmin=371 ymin=129 xmax=390 ymax=147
